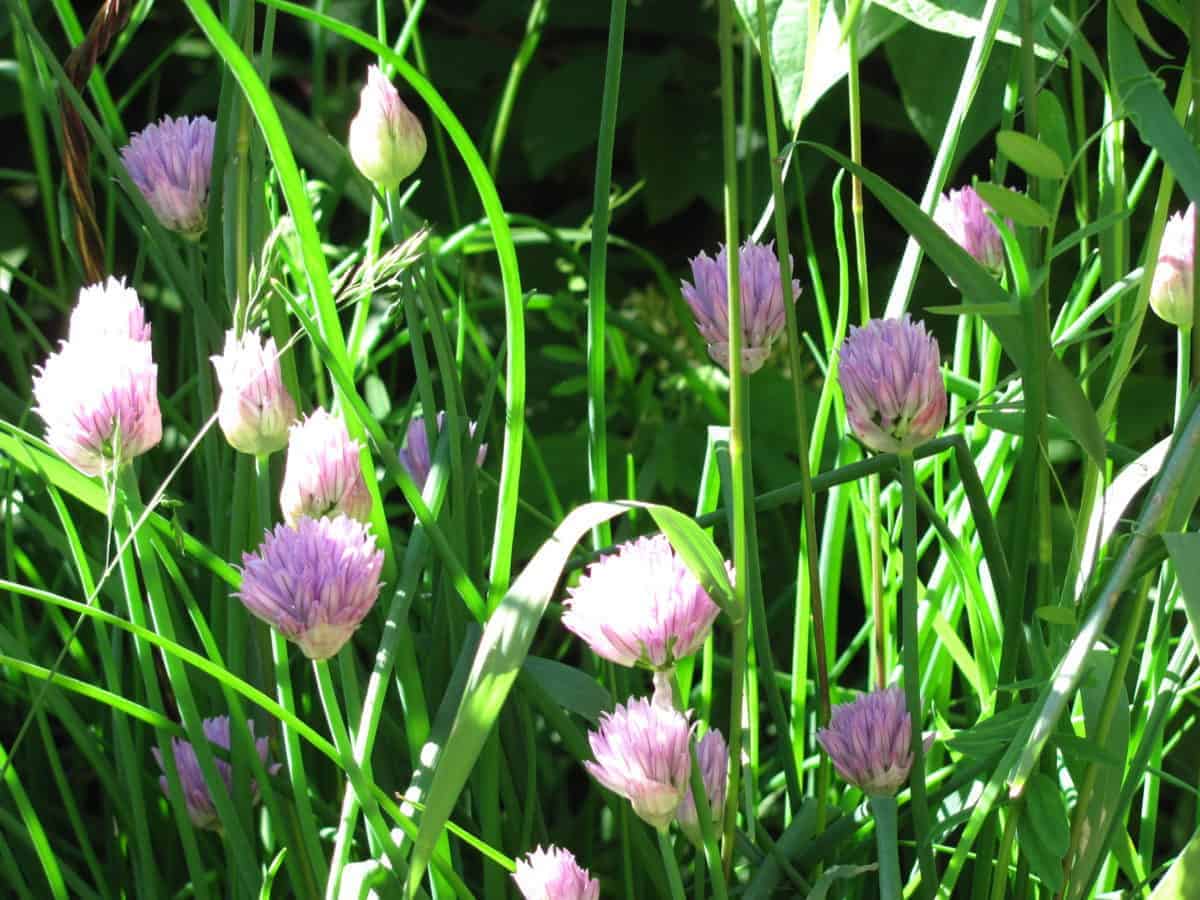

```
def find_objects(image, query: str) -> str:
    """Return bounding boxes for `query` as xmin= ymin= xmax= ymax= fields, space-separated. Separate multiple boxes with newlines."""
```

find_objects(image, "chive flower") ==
xmin=838 ymin=315 xmax=946 ymax=455
xmin=680 ymin=239 xmax=797 ymax=373
xmin=817 ymin=687 xmax=929 ymax=797
xmin=153 ymin=716 xmax=278 ymax=831
xmin=280 ymin=409 xmax=372 ymax=527
xmin=562 ymin=534 xmax=722 ymax=670
xmin=211 ymin=329 xmax=298 ymax=457
xmin=120 ymin=115 xmax=216 ymax=239
xmin=398 ymin=411 xmax=488 ymax=491
xmin=237 ymin=515 xmax=384 ymax=660
xmin=33 ymin=279 xmax=161 ymax=477
xmin=674 ymin=728 xmax=729 ymax=846
xmin=934 ymin=186 xmax=1005 ymax=276
xmin=585 ymin=696 xmax=693 ymax=830
xmin=512 ymin=846 xmax=600 ymax=900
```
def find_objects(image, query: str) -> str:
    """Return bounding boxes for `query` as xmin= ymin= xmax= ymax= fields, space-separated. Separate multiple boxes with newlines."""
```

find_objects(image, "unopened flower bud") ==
xmin=211 ymin=329 xmax=297 ymax=456
xmin=1151 ymin=203 xmax=1196 ymax=328
xmin=348 ymin=65 xmax=427 ymax=191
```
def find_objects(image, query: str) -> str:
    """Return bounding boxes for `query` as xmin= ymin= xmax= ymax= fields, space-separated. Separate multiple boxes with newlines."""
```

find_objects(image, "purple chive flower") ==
xmin=817 ymin=687 xmax=930 ymax=797
xmin=279 ymin=410 xmax=373 ymax=527
xmin=211 ymin=329 xmax=298 ymax=457
xmin=563 ymin=534 xmax=722 ymax=670
xmin=512 ymin=846 xmax=600 ymax=900
xmin=348 ymin=65 xmax=427 ymax=191
xmin=33 ymin=281 xmax=161 ymax=477
xmin=681 ymin=239 xmax=798 ymax=374
xmin=152 ymin=716 xmax=279 ymax=831
xmin=675 ymin=728 xmax=729 ymax=846
xmin=398 ymin=411 xmax=488 ymax=490
xmin=1151 ymin=203 xmax=1196 ymax=328
xmin=585 ymin=696 xmax=694 ymax=830
xmin=120 ymin=115 xmax=216 ymax=239
xmin=68 ymin=277 xmax=152 ymax=343
xmin=238 ymin=515 xmax=384 ymax=660
xmin=934 ymin=186 xmax=1006 ymax=276
xmin=838 ymin=315 xmax=947 ymax=455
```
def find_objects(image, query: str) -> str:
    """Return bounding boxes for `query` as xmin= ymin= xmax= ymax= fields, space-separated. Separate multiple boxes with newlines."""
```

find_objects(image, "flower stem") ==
xmin=868 ymin=795 xmax=902 ymax=900
xmin=658 ymin=828 xmax=688 ymax=900
xmin=689 ymin=742 xmax=729 ymax=900
xmin=898 ymin=452 xmax=935 ymax=894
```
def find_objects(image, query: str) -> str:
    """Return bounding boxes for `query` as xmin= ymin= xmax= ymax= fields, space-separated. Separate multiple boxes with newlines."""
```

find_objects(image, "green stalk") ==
xmin=689 ymin=741 xmax=729 ymax=900
xmin=1191 ymin=3 xmax=1200 ymax=382
xmin=868 ymin=795 xmax=902 ymax=900
xmin=898 ymin=453 xmax=935 ymax=894
xmin=753 ymin=0 xmax=831 ymax=800
xmin=585 ymin=0 xmax=627 ymax=549
xmin=487 ymin=0 xmax=550 ymax=175
xmin=716 ymin=0 xmax=754 ymax=872
xmin=658 ymin=829 xmax=688 ymax=900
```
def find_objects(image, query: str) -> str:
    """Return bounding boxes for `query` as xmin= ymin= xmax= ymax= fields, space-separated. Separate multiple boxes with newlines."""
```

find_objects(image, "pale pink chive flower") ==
xmin=675 ymin=728 xmax=729 ymax=845
xmin=348 ymin=65 xmax=427 ymax=191
xmin=681 ymin=239 xmax=798 ymax=374
xmin=817 ymin=687 xmax=931 ymax=797
xmin=1151 ymin=203 xmax=1196 ymax=328
xmin=585 ymin=696 xmax=693 ymax=829
xmin=280 ymin=409 xmax=373 ymax=526
xmin=68 ymin=277 xmax=151 ymax=343
xmin=512 ymin=846 xmax=600 ymax=900
xmin=839 ymin=315 xmax=946 ymax=455
xmin=152 ymin=716 xmax=279 ymax=831
xmin=934 ymin=186 xmax=1005 ymax=276
xmin=563 ymin=534 xmax=722 ymax=670
xmin=238 ymin=515 xmax=384 ymax=660
xmin=33 ymin=336 xmax=161 ymax=477
xmin=211 ymin=329 xmax=298 ymax=457
xmin=398 ymin=411 xmax=488 ymax=490
xmin=120 ymin=115 xmax=216 ymax=239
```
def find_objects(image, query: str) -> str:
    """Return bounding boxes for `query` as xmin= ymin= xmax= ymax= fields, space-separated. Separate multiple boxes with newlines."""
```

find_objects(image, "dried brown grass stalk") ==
xmin=60 ymin=0 xmax=132 ymax=282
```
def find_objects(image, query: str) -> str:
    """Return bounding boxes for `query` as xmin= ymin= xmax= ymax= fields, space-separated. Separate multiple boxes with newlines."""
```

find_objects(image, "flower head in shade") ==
xmin=211 ymin=329 xmax=298 ymax=457
xmin=238 ymin=515 xmax=384 ymax=659
xmin=563 ymin=534 xmax=722 ymax=670
xmin=512 ymin=846 xmax=600 ymax=900
xmin=816 ymin=687 xmax=930 ymax=797
xmin=68 ymin=277 xmax=152 ymax=343
xmin=1151 ymin=203 xmax=1196 ymax=328
xmin=838 ymin=315 xmax=946 ymax=455
xmin=675 ymin=728 xmax=729 ymax=846
xmin=585 ymin=696 xmax=693 ymax=829
xmin=280 ymin=410 xmax=372 ymax=526
xmin=348 ymin=65 xmax=427 ymax=191
xmin=121 ymin=115 xmax=216 ymax=239
xmin=934 ymin=186 xmax=1006 ymax=276
xmin=152 ymin=716 xmax=278 ymax=831
xmin=398 ymin=411 xmax=488 ymax=491
xmin=33 ymin=336 xmax=161 ymax=477
xmin=681 ymin=240 xmax=798 ymax=374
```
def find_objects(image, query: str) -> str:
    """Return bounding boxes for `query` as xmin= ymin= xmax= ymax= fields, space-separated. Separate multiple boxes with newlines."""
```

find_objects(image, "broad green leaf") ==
xmin=734 ymin=0 xmax=905 ymax=129
xmin=521 ymin=656 xmax=613 ymax=723
xmin=799 ymin=142 xmax=1106 ymax=467
xmin=1034 ymin=606 xmax=1076 ymax=626
xmin=945 ymin=704 xmax=1035 ymax=760
xmin=996 ymin=129 xmax=1065 ymax=180
xmin=926 ymin=302 xmax=1020 ymax=316
xmin=1017 ymin=773 xmax=1070 ymax=892
xmin=1109 ymin=8 xmax=1200 ymax=206
xmin=1162 ymin=532 xmax=1200 ymax=657
xmin=806 ymin=863 xmax=878 ymax=899
xmin=1037 ymin=92 xmax=1073 ymax=179
xmin=872 ymin=0 xmax=1061 ymax=61
xmin=1064 ymin=649 xmax=1131 ymax=900
xmin=973 ymin=181 xmax=1052 ymax=228
xmin=1114 ymin=0 xmax=1169 ymax=57
xmin=1149 ymin=826 xmax=1200 ymax=898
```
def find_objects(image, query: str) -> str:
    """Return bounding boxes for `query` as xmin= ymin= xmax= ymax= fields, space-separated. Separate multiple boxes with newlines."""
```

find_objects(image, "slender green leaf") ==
xmin=973 ymin=181 xmax=1053 ymax=228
